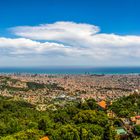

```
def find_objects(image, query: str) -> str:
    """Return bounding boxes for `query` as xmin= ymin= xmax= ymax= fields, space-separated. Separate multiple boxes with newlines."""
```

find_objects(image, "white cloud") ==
xmin=0 ymin=21 xmax=140 ymax=66
xmin=0 ymin=37 xmax=66 ymax=55
xmin=11 ymin=21 xmax=100 ymax=41
xmin=10 ymin=21 xmax=140 ymax=47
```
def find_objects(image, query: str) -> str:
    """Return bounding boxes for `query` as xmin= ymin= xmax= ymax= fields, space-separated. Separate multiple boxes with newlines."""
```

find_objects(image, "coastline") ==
xmin=0 ymin=67 xmax=140 ymax=75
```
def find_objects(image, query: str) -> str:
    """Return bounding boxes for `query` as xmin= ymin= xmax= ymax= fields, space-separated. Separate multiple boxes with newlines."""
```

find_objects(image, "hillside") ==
xmin=0 ymin=96 xmax=114 ymax=140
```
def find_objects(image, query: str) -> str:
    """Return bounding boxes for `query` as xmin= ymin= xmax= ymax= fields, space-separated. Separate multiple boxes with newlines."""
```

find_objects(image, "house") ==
xmin=98 ymin=100 xmax=107 ymax=109
xmin=130 ymin=116 xmax=136 ymax=123
xmin=135 ymin=116 xmax=140 ymax=125
xmin=107 ymin=110 xmax=116 ymax=118
xmin=36 ymin=104 xmax=47 ymax=111
xmin=121 ymin=118 xmax=130 ymax=125
xmin=40 ymin=136 xmax=49 ymax=140
xmin=116 ymin=128 xmax=127 ymax=135
xmin=130 ymin=116 xmax=140 ymax=125
xmin=115 ymin=127 xmax=128 ymax=140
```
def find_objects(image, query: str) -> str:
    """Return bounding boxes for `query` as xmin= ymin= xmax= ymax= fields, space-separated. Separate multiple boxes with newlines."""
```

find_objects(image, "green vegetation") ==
xmin=0 ymin=96 xmax=46 ymax=139
xmin=0 ymin=77 xmax=64 ymax=93
xmin=110 ymin=94 xmax=140 ymax=139
xmin=26 ymin=82 xmax=65 ymax=90
xmin=110 ymin=94 xmax=140 ymax=117
xmin=27 ymin=82 xmax=46 ymax=90
xmin=0 ymin=96 xmax=115 ymax=140
xmin=135 ymin=125 xmax=140 ymax=135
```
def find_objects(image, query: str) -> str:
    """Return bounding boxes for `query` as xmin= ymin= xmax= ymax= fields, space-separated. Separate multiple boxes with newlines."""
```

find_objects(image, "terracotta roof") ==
xmin=130 ymin=117 xmax=136 ymax=122
xmin=135 ymin=116 xmax=140 ymax=119
xmin=40 ymin=136 xmax=49 ymax=140
xmin=98 ymin=100 xmax=107 ymax=109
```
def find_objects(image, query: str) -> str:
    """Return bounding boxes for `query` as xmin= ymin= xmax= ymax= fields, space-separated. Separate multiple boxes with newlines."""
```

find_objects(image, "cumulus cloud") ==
xmin=0 ymin=37 xmax=68 ymax=56
xmin=11 ymin=22 xmax=100 ymax=40
xmin=0 ymin=21 xmax=140 ymax=66
xmin=0 ymin=37 xmax=91 ymax=58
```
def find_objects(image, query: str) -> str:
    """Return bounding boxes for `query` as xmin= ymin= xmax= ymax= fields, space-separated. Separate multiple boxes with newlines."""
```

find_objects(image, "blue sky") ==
xmin=0 ymin=0 xmax=140 ymax=67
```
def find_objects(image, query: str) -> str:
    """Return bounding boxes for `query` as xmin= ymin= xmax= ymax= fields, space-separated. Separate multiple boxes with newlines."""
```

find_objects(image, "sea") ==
xmin=0 ymin=67 xmax=140 ymax=75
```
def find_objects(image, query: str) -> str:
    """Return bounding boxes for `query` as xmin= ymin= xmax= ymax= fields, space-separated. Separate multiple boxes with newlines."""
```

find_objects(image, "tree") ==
xmin=135 ymin=125 xmax=140 ymax=135
xmin=86 ymin=99 xmax=98 ymax=110
xmin=38 ymin=119 xmax=46 ymax=131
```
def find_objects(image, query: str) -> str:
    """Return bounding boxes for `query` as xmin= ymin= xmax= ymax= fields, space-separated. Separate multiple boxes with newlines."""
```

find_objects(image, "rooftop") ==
xmin=40 ymin=136 xmax=49 ymax=140
xmin=116 ymin=128 xmax=127 ymax=135
xmin=98 ymin=100 xmax=107 ymax=109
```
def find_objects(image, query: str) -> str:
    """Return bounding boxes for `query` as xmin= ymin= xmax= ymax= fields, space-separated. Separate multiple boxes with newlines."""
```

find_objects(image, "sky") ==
xmin=0 ymin=0 xmax=140 ymax=67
